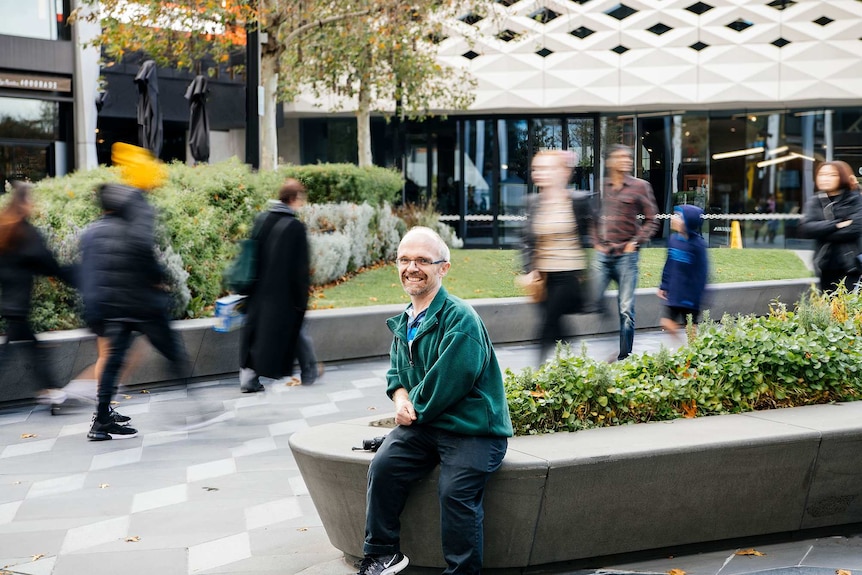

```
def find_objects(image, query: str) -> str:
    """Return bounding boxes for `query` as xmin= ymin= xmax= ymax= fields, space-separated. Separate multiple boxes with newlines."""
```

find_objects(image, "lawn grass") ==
xmin=309 ymin=248 xmax=813 ymax=309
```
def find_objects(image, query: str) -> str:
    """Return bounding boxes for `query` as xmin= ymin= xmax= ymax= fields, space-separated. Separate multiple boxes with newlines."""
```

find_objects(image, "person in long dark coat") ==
xmin=239 ymin=179 xmax=310 ymax=393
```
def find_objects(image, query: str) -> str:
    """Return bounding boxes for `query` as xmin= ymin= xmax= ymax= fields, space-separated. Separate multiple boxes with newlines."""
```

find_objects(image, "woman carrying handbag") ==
xmin=520 ymin=150 xmax=595 ymax=364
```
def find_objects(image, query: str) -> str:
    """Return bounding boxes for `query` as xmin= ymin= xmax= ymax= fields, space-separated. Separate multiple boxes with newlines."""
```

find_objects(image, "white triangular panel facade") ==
xmin=285 ymin=0 xmax=862 ymax=115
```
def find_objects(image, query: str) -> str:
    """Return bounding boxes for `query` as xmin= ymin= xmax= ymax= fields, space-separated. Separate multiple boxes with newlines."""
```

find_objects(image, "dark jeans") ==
xmin=820 ymin=269 xmax=861 ymax=294
xmin=296 ymin=324 xmax=318 ymax=383
xmin=97 ymin=318 xmax=189 ymax=422
xmin=364 ymin=424 xmax=507 ymax=574
xmin=0 ymin=316 xmax=59 ymax=390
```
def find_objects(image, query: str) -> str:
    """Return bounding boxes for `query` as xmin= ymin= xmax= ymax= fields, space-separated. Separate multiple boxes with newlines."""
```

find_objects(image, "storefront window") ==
xmin=0 ymin=0 xmax=67 ymax=40
xmin=0 ymin=97 xmax=60 ymax=140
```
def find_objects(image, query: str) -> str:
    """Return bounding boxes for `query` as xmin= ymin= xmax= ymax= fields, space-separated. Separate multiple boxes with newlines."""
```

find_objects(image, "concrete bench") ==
xmin=288 ymin=402 xmax=862 ymax=570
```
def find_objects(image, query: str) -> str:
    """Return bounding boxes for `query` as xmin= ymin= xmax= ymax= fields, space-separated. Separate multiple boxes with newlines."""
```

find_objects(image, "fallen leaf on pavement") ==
xmin=20 ymin=434 xmax=36 ymax=439
xmin=667 ymin=569 xmax=686 ymax=575
xmin=735 ymin=549 xmax=765 ymax=556
xmin=202 ymin=486 xmax=219 ymax=491
xmin=125 ymin=536 xmax=140 ymax=542
xmin=836 ymin=570 xmax=851 ymax=575
xmin=286 ymin=377 xmax=302 ymax=387
xmin=99 ymin=483 xmax=109 ymax=489
xmin=297 ymin=527 xmax=308 ymax=532
xmin=31 ymin=555 xmax=44 ymax=561
xmin=140 ymin=390 xmax=150 ymax=394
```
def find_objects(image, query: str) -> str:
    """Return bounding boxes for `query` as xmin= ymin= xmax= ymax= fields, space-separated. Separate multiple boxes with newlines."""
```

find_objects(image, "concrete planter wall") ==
xmin=288 ymin=402 xmax=862 ymax=570
xmin=0 ymin=278 xmax=813 ymax=404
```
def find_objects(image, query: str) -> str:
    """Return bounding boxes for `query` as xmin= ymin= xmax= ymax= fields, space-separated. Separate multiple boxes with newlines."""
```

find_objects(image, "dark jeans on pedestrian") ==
xmin=296 ymin=324 xmax=319 ymax=384
xmin=0 ymin=315 xmax=60 ymax=390
xmin=364 ymin=424 xmax=507 ymax=574
xmin=97 ymin=317 xmax=189 ymax=422
xmin=819 ymin=269 xmax=861 ymax=294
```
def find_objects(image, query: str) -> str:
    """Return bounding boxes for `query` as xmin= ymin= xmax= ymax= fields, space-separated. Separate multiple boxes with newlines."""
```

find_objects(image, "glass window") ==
xmin=566 ymin=118 xmax=595 ymax=192
xmin=498 ymin=119 xmax=529 ymax=247
xmin=0 ymin=0 xmax=66 ymax=40
xmin=0 ymin=97 xmax=60 ymax=140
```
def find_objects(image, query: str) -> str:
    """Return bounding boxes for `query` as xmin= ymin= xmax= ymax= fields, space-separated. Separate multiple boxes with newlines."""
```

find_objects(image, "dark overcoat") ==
xmin=239 ymin=208 xmax=309 ymax=379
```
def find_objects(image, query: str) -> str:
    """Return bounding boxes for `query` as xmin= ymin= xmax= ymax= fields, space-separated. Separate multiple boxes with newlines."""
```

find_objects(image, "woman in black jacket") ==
xmin=799 ymin=161 xmax=862 ymax=292
xmin=0 ymin=182 xmax=72 ymax=404
xmin=521 ymin=150 xmax=595 ymax=364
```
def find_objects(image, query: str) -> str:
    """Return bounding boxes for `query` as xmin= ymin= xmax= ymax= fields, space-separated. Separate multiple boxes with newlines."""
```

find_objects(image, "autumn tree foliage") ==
xmin=71 ymin=0 xmax=480 ymax=169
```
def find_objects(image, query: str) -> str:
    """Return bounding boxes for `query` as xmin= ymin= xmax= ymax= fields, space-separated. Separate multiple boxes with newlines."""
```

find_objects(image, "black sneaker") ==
xmin=87 ymin=418 xmax=138 ymax=441
xmin=357 ymin=552 xmax=408 ymax=575
xmin=109 ymin=407 xmax=131 ymax=423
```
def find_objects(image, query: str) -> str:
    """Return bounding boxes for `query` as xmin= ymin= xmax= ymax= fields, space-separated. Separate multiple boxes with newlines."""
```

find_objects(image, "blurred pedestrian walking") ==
xmin=239 ymin=179 xmax=310 ymax=393
xmin=520 ymin=149 xmax=595 ymax=363
xmin=0 ymin=182 xmax=74 ymax=406
xmin=658 ymin=205 xmax=709 ymax=343
xmin=592 ymin=144 xmax=659 ymax=361
xmin=799 ymin=160 xmax=862 ymax=293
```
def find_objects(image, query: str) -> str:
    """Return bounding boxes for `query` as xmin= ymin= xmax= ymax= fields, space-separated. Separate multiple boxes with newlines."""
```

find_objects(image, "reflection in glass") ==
xmin=0 ymin=0 xmax=65 ymax=40
xmin=0 ymin=97 xmax=60 ymax=140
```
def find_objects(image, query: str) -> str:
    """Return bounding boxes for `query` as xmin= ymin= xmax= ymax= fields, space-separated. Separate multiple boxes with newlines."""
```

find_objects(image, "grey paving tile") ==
xmin=802 ymin=535 xmax=862 ymax=569
xmin=51 ymin=548 xmax=188 ymax=575
xmin=717 ymin=540 xmax=813 ymax=574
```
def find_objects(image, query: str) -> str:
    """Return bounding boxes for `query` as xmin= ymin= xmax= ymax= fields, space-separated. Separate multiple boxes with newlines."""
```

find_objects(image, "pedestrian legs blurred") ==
xmin=0 ymin=316 xmax=65 ymax=405
xmin=89 ymin=314 xmax=191 ymax=440
xmin=296 ymin=324 xmax=324 ymax=385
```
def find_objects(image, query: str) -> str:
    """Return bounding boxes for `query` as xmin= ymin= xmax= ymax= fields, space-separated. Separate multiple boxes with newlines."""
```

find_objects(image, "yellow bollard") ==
xmin=730 ymin=220 xmax=743 ymax=249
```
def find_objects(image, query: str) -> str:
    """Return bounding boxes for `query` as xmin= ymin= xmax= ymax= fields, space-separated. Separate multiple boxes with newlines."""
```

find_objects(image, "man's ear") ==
xmin=439 ymin=262 xmax=451 ymax=277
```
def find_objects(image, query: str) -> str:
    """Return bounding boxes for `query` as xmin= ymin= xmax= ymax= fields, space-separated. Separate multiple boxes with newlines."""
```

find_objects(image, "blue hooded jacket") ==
xmin=660 ymin=204 xmax=708 ymax=311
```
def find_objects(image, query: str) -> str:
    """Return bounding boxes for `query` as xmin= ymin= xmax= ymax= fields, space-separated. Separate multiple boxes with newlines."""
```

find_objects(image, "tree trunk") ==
xmin=356 ymin=81 xmax=373 ymax=167
xmin=260 ymin=51 xmax=279 ymax=171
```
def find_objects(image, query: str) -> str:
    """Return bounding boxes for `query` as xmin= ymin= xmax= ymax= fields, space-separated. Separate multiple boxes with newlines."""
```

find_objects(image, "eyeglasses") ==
xmin=396 ymin=257 xmax=447 ymax=267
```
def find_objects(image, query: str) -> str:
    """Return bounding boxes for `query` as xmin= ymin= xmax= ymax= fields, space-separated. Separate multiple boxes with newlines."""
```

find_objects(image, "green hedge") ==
xmin=19 ymin=159 xmax=404 ymax=331
xmin=505 ymin=286 xmax=862 ymax=435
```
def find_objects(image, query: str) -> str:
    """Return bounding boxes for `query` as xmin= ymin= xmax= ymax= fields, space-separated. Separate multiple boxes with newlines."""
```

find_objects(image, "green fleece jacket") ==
xmin=385 ymin=287 xmax=514 ymax=437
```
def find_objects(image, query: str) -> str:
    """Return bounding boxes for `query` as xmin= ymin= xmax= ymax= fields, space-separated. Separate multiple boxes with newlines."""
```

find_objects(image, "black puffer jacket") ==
xmin=799 ymin=189 xmax=862 ymax=274
xmin=0 ymin=220 xmax=69 ymax=317
xmin=78 ymin=184 xmax=166 ymax=325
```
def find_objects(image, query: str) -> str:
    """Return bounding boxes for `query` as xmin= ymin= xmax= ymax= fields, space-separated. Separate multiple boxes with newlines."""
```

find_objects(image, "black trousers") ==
xmin=0 ymin=315 xmax=59 ymax=390
xmin=97 ymin=317 xmax=189 ymax=421
xmin=537 ymin=271 xmax=586 ymax=361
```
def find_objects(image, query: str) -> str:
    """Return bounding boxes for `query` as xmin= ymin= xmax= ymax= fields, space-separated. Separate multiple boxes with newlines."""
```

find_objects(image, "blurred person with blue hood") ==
xmin=658 ymin=204 xmax=709 ymax=342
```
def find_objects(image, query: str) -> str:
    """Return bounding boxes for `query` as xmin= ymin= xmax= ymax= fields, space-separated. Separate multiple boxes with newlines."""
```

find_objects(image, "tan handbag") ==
xmin=515 ymin=272 xmax=546 ymax=303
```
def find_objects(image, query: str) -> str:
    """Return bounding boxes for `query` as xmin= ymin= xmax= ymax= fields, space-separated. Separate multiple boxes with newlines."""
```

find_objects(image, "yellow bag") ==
xmin=111 ymin=142 xmax=167 ymax=190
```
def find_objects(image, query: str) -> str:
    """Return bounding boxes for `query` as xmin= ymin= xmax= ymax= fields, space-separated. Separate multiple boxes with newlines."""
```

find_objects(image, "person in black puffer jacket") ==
xmin=0 ymin=182 xmax=74 ymax=404
xmin=78 ymin=182 xmax=189 ymax=441
xmin=799 ymin=161 xmax=862 ymax=293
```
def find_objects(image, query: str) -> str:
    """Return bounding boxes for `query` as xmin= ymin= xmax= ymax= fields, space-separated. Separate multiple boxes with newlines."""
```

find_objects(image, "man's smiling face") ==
xmin=397 ymin=233 xmax=450 ymax=299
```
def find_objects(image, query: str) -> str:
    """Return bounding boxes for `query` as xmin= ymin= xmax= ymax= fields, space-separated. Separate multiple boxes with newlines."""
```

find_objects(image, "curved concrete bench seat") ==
xmin=289 ymin=402 xmax=862 ymax=570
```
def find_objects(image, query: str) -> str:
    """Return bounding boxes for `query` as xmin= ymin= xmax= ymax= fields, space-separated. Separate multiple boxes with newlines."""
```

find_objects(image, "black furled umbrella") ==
xmin=135 ymin=60 xmax=163 ymax=158
xmin=185 ymin=75 xmax=210 ymax=164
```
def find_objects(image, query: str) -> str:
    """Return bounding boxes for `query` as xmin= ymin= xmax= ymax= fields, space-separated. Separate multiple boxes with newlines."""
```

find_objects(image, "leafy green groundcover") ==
xmin=505 ymin=286 xmax=862 ymax=435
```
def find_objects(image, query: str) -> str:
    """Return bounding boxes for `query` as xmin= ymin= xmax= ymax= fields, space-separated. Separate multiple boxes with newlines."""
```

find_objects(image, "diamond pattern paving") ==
xmin=1 ymin=334 xmax=860 ymax=575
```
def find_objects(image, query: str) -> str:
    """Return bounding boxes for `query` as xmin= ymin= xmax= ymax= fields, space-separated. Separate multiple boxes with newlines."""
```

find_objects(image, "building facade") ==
xmin=288 ymin=0 xmax=862 ymax=247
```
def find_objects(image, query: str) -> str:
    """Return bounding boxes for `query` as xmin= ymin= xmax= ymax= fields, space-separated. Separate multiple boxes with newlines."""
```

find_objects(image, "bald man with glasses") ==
xmin=356 ymin=226 xmax=513 ymax=575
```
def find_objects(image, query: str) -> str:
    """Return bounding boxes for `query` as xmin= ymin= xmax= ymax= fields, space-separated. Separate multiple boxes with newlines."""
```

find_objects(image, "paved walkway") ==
xmin=1 ymin=330 xmax=860 ymax=575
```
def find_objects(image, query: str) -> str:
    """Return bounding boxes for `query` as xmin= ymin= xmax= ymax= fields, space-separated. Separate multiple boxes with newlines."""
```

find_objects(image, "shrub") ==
xmin=13 ymin=160 xmax=463 ymax=333
xmin=505 ymin=286 xmax=862 ymax=435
